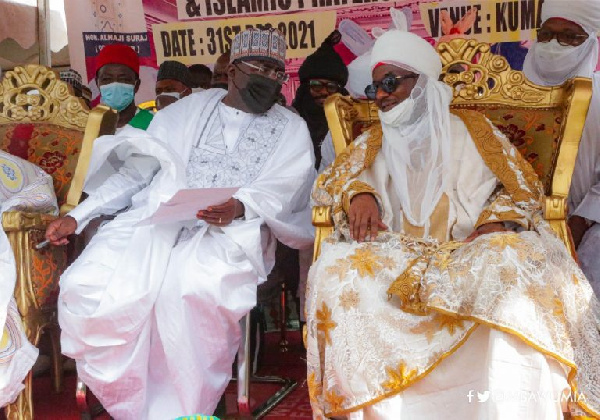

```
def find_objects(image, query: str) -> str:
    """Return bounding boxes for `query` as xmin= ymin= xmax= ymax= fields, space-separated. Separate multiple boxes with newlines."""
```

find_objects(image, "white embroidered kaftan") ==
xmin=306 ymin=110 xmax=600 ymax=419
xmin=0 ymin=151 xmax=57 ymax=406
xmin=60 ymin=89 xmax=315 ymax=419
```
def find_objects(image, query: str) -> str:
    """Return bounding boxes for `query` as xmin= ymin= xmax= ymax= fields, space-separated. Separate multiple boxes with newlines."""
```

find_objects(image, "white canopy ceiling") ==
xmin=0 ymin=0 xmax=68 ymax=52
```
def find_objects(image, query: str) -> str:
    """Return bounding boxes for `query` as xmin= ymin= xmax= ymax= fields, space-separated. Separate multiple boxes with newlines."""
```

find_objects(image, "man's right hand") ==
xmin=45 ymin=216 xmax=78 ymax=246
xmin=348 ymin=193 xmax=387 ymax=242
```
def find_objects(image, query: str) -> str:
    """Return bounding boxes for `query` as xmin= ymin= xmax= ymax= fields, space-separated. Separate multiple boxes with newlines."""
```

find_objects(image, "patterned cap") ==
xmin=230 ymin=28 xmax=286 ymax=68
xmin=157 ymin=60 xmax=193 ymax=88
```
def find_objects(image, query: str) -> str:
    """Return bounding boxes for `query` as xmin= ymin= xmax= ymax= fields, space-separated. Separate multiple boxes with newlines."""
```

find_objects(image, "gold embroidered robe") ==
xmin=306 ymin=110 xmax=600 ymax=419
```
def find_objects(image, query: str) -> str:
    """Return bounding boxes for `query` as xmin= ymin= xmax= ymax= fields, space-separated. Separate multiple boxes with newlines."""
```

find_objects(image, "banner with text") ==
xmin=419 ymin=0 xmax=544 ymax=43
xmin=177 ymin=0 xmax=388 ymax=20
xmin=153 ymin=10 xmax=336 ymax=65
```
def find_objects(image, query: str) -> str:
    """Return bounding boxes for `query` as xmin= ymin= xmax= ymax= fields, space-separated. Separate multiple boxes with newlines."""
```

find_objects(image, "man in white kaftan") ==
xmin=0 ymin=151 xmax=57 ymax=406
xmin=306 ymin=18 xmax=600 ymax=419
xmin=46 ymin=28 xmax=315 ymax=419
xmin=523 ymin=0 xmax=600 ymax=295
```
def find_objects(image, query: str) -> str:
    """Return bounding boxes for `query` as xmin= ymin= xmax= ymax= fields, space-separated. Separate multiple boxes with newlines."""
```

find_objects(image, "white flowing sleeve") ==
xmin=68 ymin=154 xmax=159 ymax=233
xmin=66 ymin=93 xmax=203 ymax=233
xmin=234 ymin=113 xmax=316 ymax=250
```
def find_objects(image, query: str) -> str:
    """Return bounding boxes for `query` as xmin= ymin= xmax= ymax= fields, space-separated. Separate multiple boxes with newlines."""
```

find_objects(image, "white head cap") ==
xmin=370 ymin=29 xmax=442 ymax=79
xmin=541 ymin=0 xmax=600 ymax=33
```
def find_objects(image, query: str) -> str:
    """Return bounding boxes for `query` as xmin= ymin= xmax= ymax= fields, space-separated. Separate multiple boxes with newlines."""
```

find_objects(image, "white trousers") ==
xmin=59 ymin=225 xmax=258 ymax=420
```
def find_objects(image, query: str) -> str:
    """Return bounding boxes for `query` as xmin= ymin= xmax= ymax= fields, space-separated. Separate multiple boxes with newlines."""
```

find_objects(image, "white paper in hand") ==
xmin=136 ymin=187 xmax=239 ymax=226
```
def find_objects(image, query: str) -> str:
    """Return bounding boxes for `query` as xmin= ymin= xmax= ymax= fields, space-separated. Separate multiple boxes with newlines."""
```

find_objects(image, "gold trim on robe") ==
xmin=308 ymin=110 xmax=600 ymax=418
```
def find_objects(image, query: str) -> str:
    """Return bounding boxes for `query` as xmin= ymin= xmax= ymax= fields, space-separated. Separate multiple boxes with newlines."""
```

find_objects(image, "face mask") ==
xmin=100 ymin=82 xmax=135 ymax=112
xmin=239 ymin=74 xmax=282 ymax=114
xmin=156 ymin=91 xmax=181 ymax=110
xmin=526 ymin=38 xmax=595 ymax=85
xmin=534 ymin=39 xmax=579 ymax=62
xmin=158 ymin=91 xmax=182 ymax=100
xmin=379 ymin=97 xmax=416 ymax=127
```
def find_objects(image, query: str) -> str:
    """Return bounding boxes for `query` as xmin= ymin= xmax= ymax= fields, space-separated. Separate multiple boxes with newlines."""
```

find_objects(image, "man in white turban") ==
xmin=523 ymin=0 xmax=600 ymax=295
xmin=306 ymin=14 xmax=600 ymax=419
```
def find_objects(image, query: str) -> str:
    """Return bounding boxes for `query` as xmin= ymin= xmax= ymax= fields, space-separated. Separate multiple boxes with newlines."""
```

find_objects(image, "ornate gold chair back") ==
xmin=0 ymin=65 xmax=117 ymax=419
xmin=321 ymin=38 xmax=592 ymax=257
xmin=438 ymin=39 xmax=591 ymax=200
xmin=0 ymin=65 xmax=117 ymax=214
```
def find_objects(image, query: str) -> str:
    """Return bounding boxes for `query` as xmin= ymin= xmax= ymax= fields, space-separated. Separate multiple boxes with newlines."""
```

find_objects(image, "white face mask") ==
xmin=524 ymin=34 xmax=598 ymax=86
xmin=533 ymin=39 xmax=579 ymax=62
xmin=379 ymin=97 xmax=415 ymax=127
xmin=156 ymin=89 xmax=190 ymax=110
xmin=157 ymin=91 xmax=182 ymax=100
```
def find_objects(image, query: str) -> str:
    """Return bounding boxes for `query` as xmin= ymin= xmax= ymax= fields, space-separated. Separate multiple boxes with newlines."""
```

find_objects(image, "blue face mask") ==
xmin=99 ymin=82 xmax=135 ymax=112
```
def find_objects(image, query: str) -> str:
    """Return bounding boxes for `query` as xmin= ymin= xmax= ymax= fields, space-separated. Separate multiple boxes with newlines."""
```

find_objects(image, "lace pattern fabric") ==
xmin=307 ymin=111 xmax=600 ymax=418
xmin=0 ymin=150 xmax=57 ymax=215
xmin=180 ymin=106 xmax=288 ymax=244
xmin=186 ymin=107 xmax=287 ymax=189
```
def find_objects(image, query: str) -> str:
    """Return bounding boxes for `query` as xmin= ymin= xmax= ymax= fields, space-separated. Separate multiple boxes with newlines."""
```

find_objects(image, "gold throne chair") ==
xmin=314 ymin=38 xmax=592 ymax=260
xmin=0 ymin=65 xmax=117 ymax=419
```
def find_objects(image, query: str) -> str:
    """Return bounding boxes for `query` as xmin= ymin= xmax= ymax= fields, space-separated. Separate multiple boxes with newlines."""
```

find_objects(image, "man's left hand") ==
xmin=197 ymin=198 xmax=245 ymax=226
xmin=465 ymin=222 xmax=508 ymax=242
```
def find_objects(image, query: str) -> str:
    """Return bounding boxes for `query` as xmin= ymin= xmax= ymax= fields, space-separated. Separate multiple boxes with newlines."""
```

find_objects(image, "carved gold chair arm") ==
xmin=312 ymin=205 xmax=334 ymax=262
xmin=2 ymin=210 xmax=63 ymax=315
xmin=542 ymin=196 xmax=577 ymax=259
xmin=2 ymin=211 xmax=57 ymax=232
xmin=61 ymin=105 xmax=117 ymax=216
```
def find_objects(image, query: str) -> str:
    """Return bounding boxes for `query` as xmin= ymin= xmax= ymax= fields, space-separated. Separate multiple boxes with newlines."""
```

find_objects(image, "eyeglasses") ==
xmin=536 ymin=29 xmax=588 ymax=46
xmin=308 ymin=80 xmax=340 ymax=94
xmin=364 ymin=73 xmax=419 ymax=100
xmin=237 ymin=61 xmax=289 ymax=84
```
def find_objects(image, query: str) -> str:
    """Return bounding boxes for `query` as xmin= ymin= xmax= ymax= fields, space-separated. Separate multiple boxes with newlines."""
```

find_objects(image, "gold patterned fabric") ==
xmin=487 ymin=108 xmax=561 ymax=188
xmin=307 ymin=111 xmax=600 ymax=418
xmin=0 ymin=123 xmax=84 ymax=208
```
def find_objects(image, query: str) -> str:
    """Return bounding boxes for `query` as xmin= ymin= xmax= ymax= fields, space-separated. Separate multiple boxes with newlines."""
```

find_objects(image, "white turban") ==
xmin=346 ymin=51 xmax=371 ymax=99
xmin=524 ymin=0 xmax=599 ymax=85
xmin=541 ymin=0 xmax=600 ymax=33
xmin=370 ymin=30 xmax=442 ymax=80
xmin=366 ymin=17 xmax=454 ymax=230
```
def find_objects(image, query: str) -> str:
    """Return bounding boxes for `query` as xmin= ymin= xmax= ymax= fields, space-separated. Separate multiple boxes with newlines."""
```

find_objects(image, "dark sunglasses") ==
xmin=309 ymin=80 xmax=340 ymax=94
xmin=536 ymin=29 xmax=588 ymax=47
xmin=364 ymin=73 xmax=419 ymax=100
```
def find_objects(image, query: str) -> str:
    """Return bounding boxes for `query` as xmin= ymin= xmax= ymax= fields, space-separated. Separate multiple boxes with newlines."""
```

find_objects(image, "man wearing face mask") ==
xmin=293 ymin=31 xmax=349 ymax=169
xmin=524 ymin=0 xmax=600 ymax=297
xmin=155 ymin=60 xmax=193 ymax=111
xmin=95 ymin=43 xmax=153 ymax=131
xmin=44 ymin=28 xmax=315 ymax=419
xmin=307 ymin=16 xmax=600 ymax=418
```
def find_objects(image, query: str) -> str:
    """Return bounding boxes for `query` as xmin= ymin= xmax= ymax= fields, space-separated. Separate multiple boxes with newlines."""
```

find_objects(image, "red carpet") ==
xmin=4 ymin=331 xmax=311 ymax=419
